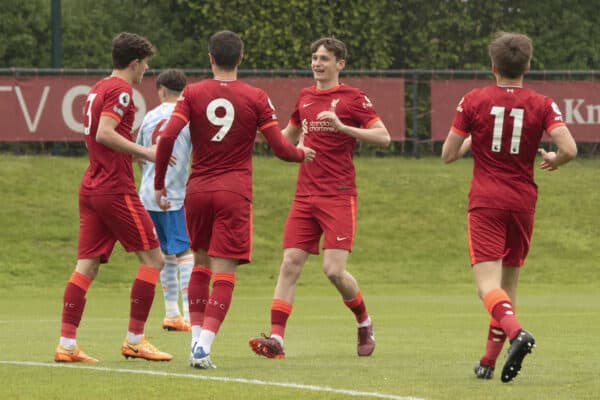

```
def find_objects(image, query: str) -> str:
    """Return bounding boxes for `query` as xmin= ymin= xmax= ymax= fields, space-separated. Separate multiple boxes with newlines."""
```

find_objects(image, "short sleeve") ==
xmin=101 ymin=85 xmax=132 ymax=123
xmin=451 ymin=94 xmax=472 ymax=136
xmin=172 ymin=86 xmax=192 ymax=123
xmin=347 ymin=89 xmax=380 ymax=128
xmin=542 ymin=97 xmax=566 ymax=134
xmin=289 ymin=95 xmax=302 ymax=126
xmin=256 ymin=89 xmax=278 ymax=130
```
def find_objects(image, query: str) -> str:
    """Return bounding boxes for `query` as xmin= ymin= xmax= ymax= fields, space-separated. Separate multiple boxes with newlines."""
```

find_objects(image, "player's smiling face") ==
xmin=311 ymin=45 xmax=344 ymax=86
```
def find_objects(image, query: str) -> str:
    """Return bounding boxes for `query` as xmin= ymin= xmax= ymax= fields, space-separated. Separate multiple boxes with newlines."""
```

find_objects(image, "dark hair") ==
xmin=208 ymin=30 xmax=244 ymax=71
xmin=488 ymin=31 xmax=532 ymax=79
xmin=112 ymin=32 xmax=155 ymax=69
xmin=156 ymin=69 xmax=186 ymax=92
xmin=310 ymin=37 xmax=347 ymax=60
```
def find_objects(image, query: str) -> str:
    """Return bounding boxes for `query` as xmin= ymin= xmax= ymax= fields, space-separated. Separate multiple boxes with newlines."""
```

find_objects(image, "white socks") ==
xmin=59 ymin=337 xmax=77 ymax=350
xmin=177 ymin=254 xmax=193 ymax=321
xmin=127 ymin=333 xmax=144 ymax=344
xmin=192 ymin=330 xmax=216 ymax=354
xmin=270 ymin=334 xmax=284 ymax=346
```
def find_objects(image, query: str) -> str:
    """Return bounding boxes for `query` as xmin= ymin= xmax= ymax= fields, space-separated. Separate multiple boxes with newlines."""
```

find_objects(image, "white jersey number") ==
xmin=207 ymin=98 xmax=234 ymax=142
xmin=83 ymin=93 xmax=97 ymax=135
xmin=490 ymin=106 xmax=524 ymax=154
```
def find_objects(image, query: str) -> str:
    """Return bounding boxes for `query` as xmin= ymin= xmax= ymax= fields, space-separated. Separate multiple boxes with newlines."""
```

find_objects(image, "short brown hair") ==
xmin=112 ymin=32 xmax=155 ymax=69
xmin=488 ymin=31 xmax=532 ymax=79
xmin=208 ymin=30 xmax=244 ymax=71
xmin=156 ymin=69 xmax=186 ymax=92
xmin=310 ymin=37 xmax=347 ymax=60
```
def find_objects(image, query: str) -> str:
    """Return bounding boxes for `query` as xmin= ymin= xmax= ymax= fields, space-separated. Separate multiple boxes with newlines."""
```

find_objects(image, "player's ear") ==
xmin=337 ymin=58 xmax=345 ymax=71
xmin=129 ymin=58 xmax=140 ymax=70
xmin=525 ymin=61 xmax=531 ymax=74
xmin=208 ymin=53 xmax=216 ymax=66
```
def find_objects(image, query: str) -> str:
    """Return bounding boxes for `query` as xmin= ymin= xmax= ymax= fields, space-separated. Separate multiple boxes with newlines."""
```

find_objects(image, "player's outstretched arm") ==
xmin=282 ymin=123 xmax=303 ymax=144
xmin=261 ymin=123 xmax=315 ymax=162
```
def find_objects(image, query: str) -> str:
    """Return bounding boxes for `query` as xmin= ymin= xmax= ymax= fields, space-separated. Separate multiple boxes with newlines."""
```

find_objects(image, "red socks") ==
xmin=270 ymin=299 xmax=293 ymax=338
xmin=480 ymin=318 xmax=507 ymax=367
xmin=483 ymin=288 xmax=521 ymax=341
xmin=128 ymin=266 xmax=159 ymax=335
xmin=61 ymin=271 xmax=92 ymax=338
xmin=62 ymin=266 xmax=161 ymax=338
xmin=343 ymin=291 xmax=369 ymax=324
xmin=188 ymin=266 xmax=212 ymax=327
xmin=202 ymin=272 xmax=235 ymax=334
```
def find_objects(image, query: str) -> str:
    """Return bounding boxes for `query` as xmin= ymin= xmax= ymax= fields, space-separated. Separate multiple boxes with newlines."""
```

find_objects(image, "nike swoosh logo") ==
xmin=127 ymin=345 xmax=139 ymax=353
xmin=336 ymin=236 xmax=347 ymax=241
xmin=302 ymin=103 xmax=314 ymax=108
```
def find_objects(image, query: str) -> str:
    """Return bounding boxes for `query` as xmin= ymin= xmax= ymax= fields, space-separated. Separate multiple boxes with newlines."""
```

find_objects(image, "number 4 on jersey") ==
xmin=490 ymin=106 xmax=524 ymax=154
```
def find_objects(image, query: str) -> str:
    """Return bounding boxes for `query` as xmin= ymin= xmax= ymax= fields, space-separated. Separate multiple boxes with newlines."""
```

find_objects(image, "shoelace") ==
xmin=139 ymin=337 xmax=160 ymax=352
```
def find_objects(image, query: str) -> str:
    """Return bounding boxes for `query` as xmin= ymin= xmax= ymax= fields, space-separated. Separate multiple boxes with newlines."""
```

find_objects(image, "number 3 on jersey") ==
xmin=207 ymin=98 xmax=235 ymax=142
xmin=490 ymin=106 xmax=524 ymax=154
xmin=83 ymin=93 xmax=98 ymax=135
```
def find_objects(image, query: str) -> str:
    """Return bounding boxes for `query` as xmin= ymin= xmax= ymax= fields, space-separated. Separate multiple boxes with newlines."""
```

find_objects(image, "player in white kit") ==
xmin=137 ymin=69 xmax=194 ymax=331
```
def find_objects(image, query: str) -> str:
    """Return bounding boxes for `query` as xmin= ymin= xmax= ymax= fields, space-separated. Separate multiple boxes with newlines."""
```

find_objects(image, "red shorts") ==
xmin=283 ymin=195 xmax=357 ymax=254
xmin=467 ymin=208 xmax=535 ymax=267
xmin=78 ymin=193 xmax=159 ymax=263
xmin=184 ymin=191 xmax=252 ymax=264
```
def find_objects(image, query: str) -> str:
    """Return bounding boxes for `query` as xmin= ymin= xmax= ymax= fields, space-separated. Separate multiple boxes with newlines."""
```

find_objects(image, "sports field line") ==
xmin=1 ymin=360 xmax=425 ymax=400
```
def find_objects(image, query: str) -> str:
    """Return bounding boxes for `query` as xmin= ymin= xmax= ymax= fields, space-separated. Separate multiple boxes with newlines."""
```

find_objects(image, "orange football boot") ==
xmin=121 ymin=336 xmax=173 ymax=361
xmin=162 ymin=315 xmax=191 ymax=332
xmin=54 ymin=345 xmax=99 ymax=363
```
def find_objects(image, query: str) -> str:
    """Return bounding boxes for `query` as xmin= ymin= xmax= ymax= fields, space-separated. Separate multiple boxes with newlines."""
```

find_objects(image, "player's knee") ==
xmin=280 ymin=258 xmax=303 ymax=280
xmin=138 ymin=249 xmax=165 ymax=270
xmin=322 ymin=265 xmax=343 ymax=285
xmin=76 ymin=264 xmax=99 ymax=280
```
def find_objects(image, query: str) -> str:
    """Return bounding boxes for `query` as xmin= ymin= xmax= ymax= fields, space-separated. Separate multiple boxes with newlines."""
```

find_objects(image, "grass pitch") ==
xmin=1 ymin=285 xmax=599 ymax=400
xmin=0 ymin=154 xmax=599 ymax=399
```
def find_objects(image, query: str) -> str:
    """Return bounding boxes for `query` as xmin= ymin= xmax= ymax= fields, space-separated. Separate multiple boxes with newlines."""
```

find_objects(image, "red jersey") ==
xmin=452 ymin=85 xmax=565 ymax=212
xmin=290 ymin=84 xmax=380 ymax=196
xmin=80 ymin=76 xmax=137 ymax=195
xmin=155 ymin=79 xmax=286 ymax=200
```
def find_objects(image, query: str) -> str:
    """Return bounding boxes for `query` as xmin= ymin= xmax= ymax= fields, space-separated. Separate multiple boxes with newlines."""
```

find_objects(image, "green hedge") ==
xmin=2 ymin=0 xmax=599 ymax=70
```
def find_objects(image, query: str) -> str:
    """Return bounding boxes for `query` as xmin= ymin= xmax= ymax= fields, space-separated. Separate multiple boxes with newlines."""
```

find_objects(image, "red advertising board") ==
xmin=431 ymin=80 xmax=600 ymax=142
xmin=0 ymin=76 xmax=405 ymax=142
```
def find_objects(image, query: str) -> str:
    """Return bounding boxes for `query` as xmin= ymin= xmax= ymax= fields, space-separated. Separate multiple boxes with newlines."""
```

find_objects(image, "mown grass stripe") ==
xmin=1 ymin=360 xmax=425 ymax=400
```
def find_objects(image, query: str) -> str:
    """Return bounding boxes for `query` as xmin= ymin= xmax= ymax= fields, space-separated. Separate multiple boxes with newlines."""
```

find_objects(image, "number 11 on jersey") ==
xmin=490 ymin=106 xmax=524 ymax=154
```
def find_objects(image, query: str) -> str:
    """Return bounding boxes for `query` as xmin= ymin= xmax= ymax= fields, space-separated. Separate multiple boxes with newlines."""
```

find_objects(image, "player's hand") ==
xmin=298 ymin=144 xmax=316 ymax=162
xmin=538 ymin=148 xmax=558 ymax=171
xmin=317 ymin=110 xmax=345 ymax=132
xmin=154 ymin=188 xmax=171 ymax=210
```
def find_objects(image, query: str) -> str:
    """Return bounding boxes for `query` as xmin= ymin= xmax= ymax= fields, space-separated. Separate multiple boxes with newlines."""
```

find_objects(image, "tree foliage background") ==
xmin=1 ymin=0 xmax=598 ymax=155
xmin=1 ymin=0 xmax=598 ymax=70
